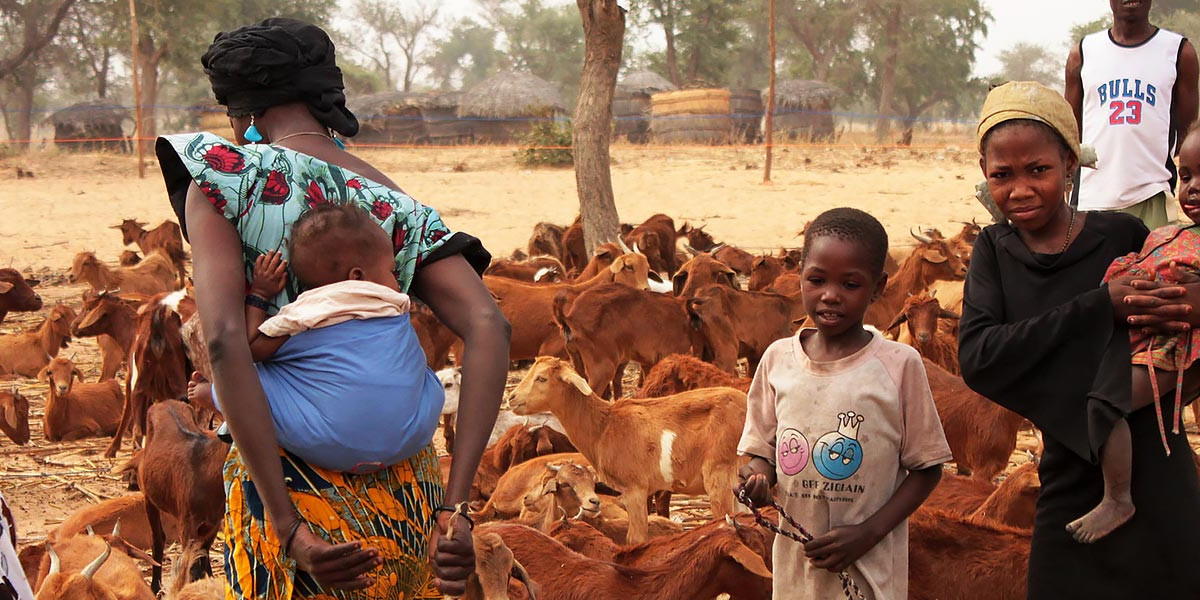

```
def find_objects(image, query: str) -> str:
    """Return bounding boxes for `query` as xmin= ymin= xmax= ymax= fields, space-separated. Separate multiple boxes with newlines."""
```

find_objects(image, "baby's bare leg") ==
xmin=1066 ymin=417 xmax=1135 ymax=543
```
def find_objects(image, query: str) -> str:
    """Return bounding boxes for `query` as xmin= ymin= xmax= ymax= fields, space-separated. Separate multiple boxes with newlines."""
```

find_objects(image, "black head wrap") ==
xmin=201 ymin=17 xmax=358 ymax=137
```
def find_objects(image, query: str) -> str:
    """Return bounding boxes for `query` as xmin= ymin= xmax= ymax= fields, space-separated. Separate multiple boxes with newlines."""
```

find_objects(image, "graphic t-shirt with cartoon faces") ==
xmin=738 ymin=330 xmax=952 ymax=600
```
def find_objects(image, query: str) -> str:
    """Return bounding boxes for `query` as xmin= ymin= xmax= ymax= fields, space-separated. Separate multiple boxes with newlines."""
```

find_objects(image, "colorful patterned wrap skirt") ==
xmin=223 ymin=444 xmax=444 ymax=599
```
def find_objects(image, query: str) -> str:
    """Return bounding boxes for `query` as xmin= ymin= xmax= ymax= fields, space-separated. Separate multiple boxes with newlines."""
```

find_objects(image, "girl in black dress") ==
xmin=960 ymin=81 xmax=1200 ymax=598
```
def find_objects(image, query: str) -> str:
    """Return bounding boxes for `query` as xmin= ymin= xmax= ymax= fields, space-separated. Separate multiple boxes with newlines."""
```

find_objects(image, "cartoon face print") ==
xmin=812 ymin=411 xmax=866 ymax=481
xmin=776 ymin=428 xmax=810 ymax=476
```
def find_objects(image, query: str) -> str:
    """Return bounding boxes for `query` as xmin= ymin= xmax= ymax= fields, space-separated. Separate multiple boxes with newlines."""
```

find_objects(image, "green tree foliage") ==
xmin=635 ymin=0 xmax=742 ymax=86
xmin=488 ymin=0 xmax=585 ymax=96
xmin=427 ymin=20 xmax=501 ymax=90
xmin=345 ymin=0 xmax=440 ymax=92
xmin=865 ymin=0 xmax=989 ymax=138
xmin=993 ymin=42 xmax=1061 ymax=88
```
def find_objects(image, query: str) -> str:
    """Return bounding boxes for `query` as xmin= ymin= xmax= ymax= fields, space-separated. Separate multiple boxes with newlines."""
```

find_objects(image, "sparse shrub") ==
xmin=515 ymin=121 xmax=573 ymax=167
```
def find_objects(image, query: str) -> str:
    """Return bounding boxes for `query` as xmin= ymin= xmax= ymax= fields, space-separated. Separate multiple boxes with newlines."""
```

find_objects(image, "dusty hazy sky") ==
xmin=362 ymin=0 xmax=1120 ymax=80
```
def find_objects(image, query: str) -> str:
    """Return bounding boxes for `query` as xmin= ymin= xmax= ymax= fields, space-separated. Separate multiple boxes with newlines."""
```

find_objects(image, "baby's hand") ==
xmin=803 ymin=523 xmax=881 ymax=573
xmin=1168 ymin=261 xmax=1200 ymax=285
xmin=250 ymin=251 xmax=289 ymax=298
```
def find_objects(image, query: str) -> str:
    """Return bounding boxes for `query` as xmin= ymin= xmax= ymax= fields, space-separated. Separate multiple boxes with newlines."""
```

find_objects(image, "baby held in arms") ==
xmin=192 ymin=203 xmax=443 ymax=473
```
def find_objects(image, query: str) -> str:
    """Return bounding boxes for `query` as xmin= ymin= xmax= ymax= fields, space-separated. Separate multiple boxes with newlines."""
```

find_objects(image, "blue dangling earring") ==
xmin=330 ymin=129 xmax=345 ymax=150
xmin=244 ymin=116 xmax=263 ymax=143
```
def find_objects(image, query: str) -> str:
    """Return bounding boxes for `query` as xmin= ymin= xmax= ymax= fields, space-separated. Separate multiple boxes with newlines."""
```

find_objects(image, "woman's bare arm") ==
xmin=186 ymin=186 xmax=379 ymax=590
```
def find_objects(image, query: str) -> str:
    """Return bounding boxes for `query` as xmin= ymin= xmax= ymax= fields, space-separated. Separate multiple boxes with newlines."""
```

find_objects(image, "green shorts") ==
xmin=1118 ymin=191 xmax=1171 ymax=230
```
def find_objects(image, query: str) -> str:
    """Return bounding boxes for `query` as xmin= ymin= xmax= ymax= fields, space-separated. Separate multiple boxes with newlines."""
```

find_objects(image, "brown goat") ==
xmin=553 ymin=283 xmax=700 ymax=399
xmin=476 ymin=453 xmax=602 ymax=522
xmin=710 ymin=244 xmax=755 ymax=276
xmin=926 ymin=358 xmax=1025 ymax=481
xmin=686 ymin=284 xmax=805 ymax=374
xmin=0 ymin=385 xmax=30 ymax=445
xmin=106 ymin=290 xmax=195 ymax=458
xmin=482 ymin=520 xmax=772 ymax=600
xmin=508 ymin=358 xmax=746 ymax=544
xmin=671 ymin=253 xmax=739 ymax=297
xmin=863 ymin=230 xmax=968 ymax=329
xmin=118 ymin=251 xmax=142 ymax=267
xmin=52 ymin=493 xmax=182 ymax=556
xmin=527 ymin=221 xmax=567 ymax=263
xmin=38 ymin=357 xmax=123 ymax=442
xmin=73 ymin=291 xmax=144 ymax=383
xmin=0 ymin=268 xmax=42 ymax=324
xmin=887 ymin=293 xmax=961 ymax=375
xmin=908 ymin=507 xmax=1030 ymax=600
xmin=138 ymin=400 xmax=228 ymax=593
xmin=562 ymin=217 xmax=587 ymax=274
xmin=486 ymin=253 xmax=651 ymax=363
xmin=410 ymin=300 xmax=458 ymax=370
xmin=624 ymin=214 xmax=678 ymax=275
xmin=486 ymin=256 xmax=567 ymax=284
xmin=635 ymin=353 xmax=751 ymax=398
xmin=0 ymin=303 xmax=76 ymax=377
xmin=35 ymin=532 xmax=156 ymax=600
xmin=677 ymin=222 xmax=717 ymax=252
xmin=68 ymin=251 xmax=178 ymax=297
xmin=924 ymin=462 xmax=1039 ymax=530
xmin=111 ymin=219 xmax=188 ymax=284
xmin=572 ymin=243 xmax=623 ymax=282
xmin=473 ymin=425 xmax=577 ymax=501
xmin=463 ymin=530 xmax=539 ymax=600
xmin=747 ymin=255 xmax=786 ymax=291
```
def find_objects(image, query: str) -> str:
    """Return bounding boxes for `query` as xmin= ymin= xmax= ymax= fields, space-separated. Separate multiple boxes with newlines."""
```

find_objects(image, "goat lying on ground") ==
xmin=0 ymin=303 xmax=75 ymax=378
xmin=39 ymin=357 xmax=123 ymax=442
xmin=0 ymin=385 xmax=30 ymax=445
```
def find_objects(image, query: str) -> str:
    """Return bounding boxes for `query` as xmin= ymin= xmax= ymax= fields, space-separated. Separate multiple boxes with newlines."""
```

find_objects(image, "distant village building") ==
xmin=458 ymin=71 xmax=567 ymax=144
xmin=48 ymin=101 xmax=130 ymax=152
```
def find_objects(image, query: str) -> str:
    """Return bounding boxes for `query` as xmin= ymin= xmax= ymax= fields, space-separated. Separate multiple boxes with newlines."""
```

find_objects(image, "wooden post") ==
xmin=127 ymin=0 xmax=145 ymax=178
xmin=763 ymin=0 xmax=776 ymax=184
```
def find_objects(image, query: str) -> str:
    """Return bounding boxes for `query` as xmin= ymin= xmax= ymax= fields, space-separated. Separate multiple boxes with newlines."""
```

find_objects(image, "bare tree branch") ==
xmin=0 ymin=0 xmax=77 ymax=79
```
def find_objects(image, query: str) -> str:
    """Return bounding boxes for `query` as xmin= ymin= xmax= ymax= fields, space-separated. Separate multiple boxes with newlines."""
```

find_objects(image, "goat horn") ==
xmin=47 ymin=543 xmax=61 ymax=576
xmin=546 ymin=464 xmax=562 ymax=473
xmin=574 ymin=508 xmax=584 ymax=519
xmin=683 ymin=243 xmax=700 ymax=257
xmin=910 ymin=227 xmax=933 ymax=244
xmin=111 ymin=518 xmax=120 ymax=539
xmin=615 ymin=237 xmax=632 ymax=254
xmin=81 ymin=542 xmax=111 ymax=579
xmin=632 ymin=241 xmax=643 ymax=255
xmin=85 ymin=524 xmax=95 ymax=535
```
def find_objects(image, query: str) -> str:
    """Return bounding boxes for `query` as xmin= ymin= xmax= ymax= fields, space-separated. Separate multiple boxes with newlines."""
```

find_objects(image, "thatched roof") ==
xmin=770 ymin=80 xmax=841 ymax=108
xmin=618 ymin=70 xmax=676 ymax=95
xmin=458 ymin=71 xmax=566 ymax=118
xmin=47 ymin=101 xmax=130 ymax=126
xmin=349 ymin=91 xmax=465 ymax=116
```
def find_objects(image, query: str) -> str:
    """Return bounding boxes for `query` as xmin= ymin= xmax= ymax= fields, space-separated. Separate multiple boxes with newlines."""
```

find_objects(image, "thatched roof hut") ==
xmin=767 ymin=79 xmax=841 ymax=141
xmin=347 ymin=91 xmax=430 ymax=145
xmin=419 ymin=92 xmax=472 ymax=145
xmin=458 ymin=71 xmax=567 ymax=143
xmin=48 ymin=101 xmax=130 ymax=152
xmin=614 ymin=70 xmax=676 ymax=143
xmin=617 ymin=70 xmax=676 ymax=95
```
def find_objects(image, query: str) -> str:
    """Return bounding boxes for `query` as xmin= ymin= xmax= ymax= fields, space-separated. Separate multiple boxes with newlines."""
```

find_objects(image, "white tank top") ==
xmin=1078 ymin=27 xmax=1185 ymax=211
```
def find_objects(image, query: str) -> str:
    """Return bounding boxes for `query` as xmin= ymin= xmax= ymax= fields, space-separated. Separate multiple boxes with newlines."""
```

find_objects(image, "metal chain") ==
xmin=736 ymin=485 xmax=867 ymax=600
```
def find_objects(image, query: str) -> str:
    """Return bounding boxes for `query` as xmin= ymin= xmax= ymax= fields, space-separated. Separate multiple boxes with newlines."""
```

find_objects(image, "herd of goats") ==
xmin=0 ymin=210 xmax=1176 ymax=600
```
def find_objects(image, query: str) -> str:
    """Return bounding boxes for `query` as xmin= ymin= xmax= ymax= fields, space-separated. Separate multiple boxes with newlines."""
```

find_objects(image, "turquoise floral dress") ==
xmin=156 ymin=132 xmax=487 ymax=600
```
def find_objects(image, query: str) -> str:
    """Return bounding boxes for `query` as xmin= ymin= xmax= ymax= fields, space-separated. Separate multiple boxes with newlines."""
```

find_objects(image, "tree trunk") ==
xmin=659 ymin=2 xmax=681 ymax=86
xmin=9 ymin=72 xmax=36 ymax=150
xmin=0 ymin=0 xmax=76 ymax=81
xmin=136 ymin=33 xmax=164 ymax=154
xmin=574 ymin=0 xmax=625 ymax=255
xmin=873 ymin=2 xmax=901 ymax=142
xmin=402 ymin=49 xmax=414 ymax=92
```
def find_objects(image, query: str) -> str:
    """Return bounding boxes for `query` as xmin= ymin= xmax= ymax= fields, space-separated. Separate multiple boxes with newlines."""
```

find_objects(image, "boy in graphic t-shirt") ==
xmin=738 ymin=208 xmax=952 ymax=600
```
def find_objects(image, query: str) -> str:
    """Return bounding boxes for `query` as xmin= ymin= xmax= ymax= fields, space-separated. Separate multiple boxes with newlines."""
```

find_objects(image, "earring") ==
xmin=244 ymin=116 xmax=263 ymax=143
xmin=330 ymin=128 xmax=345 ymax=150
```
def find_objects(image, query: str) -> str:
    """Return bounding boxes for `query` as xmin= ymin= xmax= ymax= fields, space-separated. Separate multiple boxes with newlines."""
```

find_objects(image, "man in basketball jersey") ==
xmin=1066 ymin=0 xmax=1198 ymax=229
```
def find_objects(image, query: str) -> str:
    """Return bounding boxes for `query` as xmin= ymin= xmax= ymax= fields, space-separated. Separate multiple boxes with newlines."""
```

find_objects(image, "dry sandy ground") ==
xmin=0 ymin=141 xmax=1195 ymax=580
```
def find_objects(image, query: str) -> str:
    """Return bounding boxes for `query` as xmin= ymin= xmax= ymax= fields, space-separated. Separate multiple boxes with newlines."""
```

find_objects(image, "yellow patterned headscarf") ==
xmin=977 ymin=81 xmax=1080 ymax=159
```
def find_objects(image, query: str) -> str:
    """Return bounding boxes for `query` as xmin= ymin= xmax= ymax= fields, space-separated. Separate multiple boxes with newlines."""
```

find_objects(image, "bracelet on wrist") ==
xmin=245 ymin=294 xmax=271 ymax=311
xmin=282 ymin=520 xmax=303 ymax=558
xmin=433 ymin=504 xmax=475 ymax=530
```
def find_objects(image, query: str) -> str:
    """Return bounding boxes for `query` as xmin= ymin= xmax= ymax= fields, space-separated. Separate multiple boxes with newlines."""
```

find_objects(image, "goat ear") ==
xmin=728 ymin=542 xmax=773 ymax=579
xmin=0 ymin=281 xmax=12 ymax=294
xmin=608 ymin=259 xmax=623 ymax=274
xmin=885 ymin=312 xmax=908 ymax=331
xmin=73 ymin=369 xmax=83 ymax=383
xmin=921 ymin=249 xmax=948 ymax=264
xmin=76 ymin=308 xmax=104 ymax=331
xmin=2 ymin=402 xmax=16 ymax=428
xmin=938 ymin=309 xmax=961 ymax=320
xmin=510 ymin=559 xmax=540 ymax=600
xmin=37 ymin=367 xmax=49 ymax=383
xmin=672 ymin=272 xmax=687 ymax=296
xmin=559 ymin=370 xmax=593 ymax=396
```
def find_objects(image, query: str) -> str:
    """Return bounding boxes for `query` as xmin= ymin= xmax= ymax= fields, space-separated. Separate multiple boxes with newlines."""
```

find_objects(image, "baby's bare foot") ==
xmin=1066 ymin=499 xmax=1135 ymax=543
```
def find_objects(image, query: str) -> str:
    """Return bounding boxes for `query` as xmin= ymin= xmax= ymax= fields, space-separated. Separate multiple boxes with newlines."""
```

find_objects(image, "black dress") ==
xmin=959 ymin=212 xmax=1200 ymax=598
